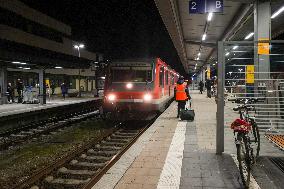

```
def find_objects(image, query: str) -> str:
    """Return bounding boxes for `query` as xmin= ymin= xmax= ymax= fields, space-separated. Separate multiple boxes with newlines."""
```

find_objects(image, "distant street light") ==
xmin=73 ymin=43 xmax=85 ymax=97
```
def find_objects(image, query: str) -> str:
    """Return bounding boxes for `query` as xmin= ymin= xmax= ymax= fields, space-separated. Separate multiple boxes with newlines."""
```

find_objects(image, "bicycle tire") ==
xmin=236 ymin=133 xmax=251 ymax=188
xmin=253 ymin=123 xmax=260 ymax=159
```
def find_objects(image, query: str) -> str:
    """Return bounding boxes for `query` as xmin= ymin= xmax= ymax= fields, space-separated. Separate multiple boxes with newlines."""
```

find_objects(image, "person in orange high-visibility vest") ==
xmin=174 ymin=76 xmax=190 ymax=118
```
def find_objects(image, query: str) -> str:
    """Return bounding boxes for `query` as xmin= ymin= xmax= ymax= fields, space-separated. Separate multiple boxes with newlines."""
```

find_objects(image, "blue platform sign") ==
xmin=207 ymin=0 xmax=223 ymax=13
xmin=189 ymin=0 xmax=206 ymax=14
xmin=189 ymin=0 xmax=223 ymax=14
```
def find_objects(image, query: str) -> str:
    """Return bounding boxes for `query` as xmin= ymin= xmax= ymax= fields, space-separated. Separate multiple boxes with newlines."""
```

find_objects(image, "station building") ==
xmin=0 ymin=0 xmax=103 ymax=104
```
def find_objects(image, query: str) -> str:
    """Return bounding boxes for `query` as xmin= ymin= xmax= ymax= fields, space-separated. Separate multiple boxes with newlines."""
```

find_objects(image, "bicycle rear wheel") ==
xmin=236 ymin=133 xmax=251 ymax=188
xmin=251 ymin=123 xmax=260 ymax=159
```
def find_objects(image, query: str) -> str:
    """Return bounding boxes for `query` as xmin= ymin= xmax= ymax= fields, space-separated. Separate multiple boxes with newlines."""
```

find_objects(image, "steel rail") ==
xmin=13 ymin=125 xmax=120 ymax=189
xmin=82 ymin=122 xmax=151 ymax=189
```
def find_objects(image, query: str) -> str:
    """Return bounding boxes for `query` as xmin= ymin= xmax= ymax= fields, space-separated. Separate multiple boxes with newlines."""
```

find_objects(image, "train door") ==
xmin=159 ymin=66 xmax=164 ymax=97
xmin=165 ymin=69 xmax=169 ymax=96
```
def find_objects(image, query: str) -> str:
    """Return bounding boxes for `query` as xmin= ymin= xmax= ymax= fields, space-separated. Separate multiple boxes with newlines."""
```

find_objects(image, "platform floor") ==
xmin=93 ymin=92 xmax=284 ymax=189
xmin=0 ymin=97 xmax=101 ymax=118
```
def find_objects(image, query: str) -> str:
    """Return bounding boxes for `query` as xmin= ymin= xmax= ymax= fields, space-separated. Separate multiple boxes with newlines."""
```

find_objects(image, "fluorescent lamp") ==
xmin=18 ymin=67 xmax=23 ymax=69
xmin=12 ymin=61 xmax=26 ymax=65
xmin=74 ymin=45 xmax=79 ymax=48
xmin=245 ymin=32 xmax=254 ymax=40
xmin=197 ymin=57 xmax=200 ymax=60
xmin=207 ymin=12 xmax=213 ymax=21
xmin=79 ymin=44 xmax=85 ymax=48
xmin=55 ymin=66 xmax=63 ymax=69
xmin=225 ymin=52 xmax=230 ymax=56
xmin=271 ymin=6 xmax=284 ymax=19
xmin=23 ymin=67 xmax=31 ymax=70
xmin=202 ymin=34 xmax=206 ymax=41
xmin=198 ymin=52 xmax=201 ymax=56
xmin=233 ymin=45 xmax=238 ymax=50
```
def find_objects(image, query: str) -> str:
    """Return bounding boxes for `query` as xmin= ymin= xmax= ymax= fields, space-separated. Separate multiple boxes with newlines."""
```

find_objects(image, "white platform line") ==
xmin=157 ymin=121 xmax=187 ymax=189
xmin=231 ymin=154 xmax=261 ymax=189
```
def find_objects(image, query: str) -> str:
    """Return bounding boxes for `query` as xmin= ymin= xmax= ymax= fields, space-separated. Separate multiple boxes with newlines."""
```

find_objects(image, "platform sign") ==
xmin=206 ymin=0 xmax=223 ymax=13
xmin=189 ymin=0 xmax=223 ymax=14
xmin=258 ymin=38 xmax=270 ymax=55
xmin=246 ymin=65 xmax=254 ymax=84
xmin=207 ymin=67 xmax=211 ymax=79
xmin=189 ymin=0 xmax=206 ymax=14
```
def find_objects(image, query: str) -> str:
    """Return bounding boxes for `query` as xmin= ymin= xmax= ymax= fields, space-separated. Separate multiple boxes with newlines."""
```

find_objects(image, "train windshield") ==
xmin=111 ymin=66 xmax=152 ymax=82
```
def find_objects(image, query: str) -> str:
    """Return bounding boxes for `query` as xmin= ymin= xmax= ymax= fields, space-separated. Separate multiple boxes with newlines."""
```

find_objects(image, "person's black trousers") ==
xmin=177 ymin=101 xmax=186 ymax=117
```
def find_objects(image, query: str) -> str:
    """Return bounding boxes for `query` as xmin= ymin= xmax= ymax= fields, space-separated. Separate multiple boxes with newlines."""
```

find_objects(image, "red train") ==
xmin=102 ymin=58 xmax=180 ymax=121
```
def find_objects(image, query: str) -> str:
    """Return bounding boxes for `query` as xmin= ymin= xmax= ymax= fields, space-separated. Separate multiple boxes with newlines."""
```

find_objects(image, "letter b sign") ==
xmin=206 ymin=0 xmax=223 ymax=13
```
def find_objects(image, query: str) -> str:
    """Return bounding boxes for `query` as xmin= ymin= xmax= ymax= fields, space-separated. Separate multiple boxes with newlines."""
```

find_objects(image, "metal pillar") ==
xmin=216 ymin=41 xmax=225 ymax=154
xmin=0 ymin=67 xmax=8 ymax=104
xmin=254 ymin=0 xmax=271 ymax=80
xmin=39 ymin=69 xmax=46 ymax=105
xmin=202 ymin=69 xmax=206 ymax=82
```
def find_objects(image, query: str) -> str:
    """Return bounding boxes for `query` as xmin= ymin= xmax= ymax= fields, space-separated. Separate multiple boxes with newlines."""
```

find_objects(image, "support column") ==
xmin=39 ymin=69 xmax=46 ymax=105
xmin=202 ymin=69 xmax=206 ymax=82
xmin=254 ymin=0 xmax=271 ymax=80
xmin=0 ymin=67 xmax=8 ymax=104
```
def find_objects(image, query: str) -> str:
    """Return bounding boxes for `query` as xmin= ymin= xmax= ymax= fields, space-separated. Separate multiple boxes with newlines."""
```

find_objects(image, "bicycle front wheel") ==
xmin=236 ymin=133 xmax=251 ymax=188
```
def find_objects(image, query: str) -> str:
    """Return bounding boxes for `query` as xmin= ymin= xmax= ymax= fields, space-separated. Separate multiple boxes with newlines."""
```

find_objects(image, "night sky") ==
xmin=20 ymin=0 xmax=186 ymax=76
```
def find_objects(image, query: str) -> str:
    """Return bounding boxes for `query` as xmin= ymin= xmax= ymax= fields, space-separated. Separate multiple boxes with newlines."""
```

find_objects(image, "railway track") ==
xmin=13 ymin=122 xmax=149 ymax=189
xmin=0 ymin=110 xmax=100 ymax=151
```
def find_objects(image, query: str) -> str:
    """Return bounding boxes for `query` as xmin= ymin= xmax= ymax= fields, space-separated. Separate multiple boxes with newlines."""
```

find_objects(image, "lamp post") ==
xmin=74 ymin=44 xmax=84 ymax=97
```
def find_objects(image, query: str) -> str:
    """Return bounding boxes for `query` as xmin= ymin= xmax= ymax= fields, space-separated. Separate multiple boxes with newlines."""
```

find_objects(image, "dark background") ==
xmin=20 ymin=0 xmax=186 ymax=76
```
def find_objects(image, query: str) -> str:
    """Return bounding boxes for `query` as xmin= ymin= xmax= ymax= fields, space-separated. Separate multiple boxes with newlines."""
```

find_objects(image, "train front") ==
xmin=103 ymin=60 xmax=157 ymax=121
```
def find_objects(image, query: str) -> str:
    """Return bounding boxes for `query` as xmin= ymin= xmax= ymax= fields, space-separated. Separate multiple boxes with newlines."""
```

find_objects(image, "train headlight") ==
xmin=143 ymin=94 xmax=152 ymax=101
xmin=126 ymin=83 xmax=133 ymax=89
xmin=107 ymin=94 xmax=116 ymax=101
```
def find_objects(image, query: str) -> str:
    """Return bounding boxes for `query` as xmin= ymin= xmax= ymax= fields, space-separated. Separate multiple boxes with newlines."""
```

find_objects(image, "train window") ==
xmin=171 ymin=74 xmax=174 ymax=85
xmin=159 ymin=66 xmax=164 ymax=87
xmin=111 ymin=66 xmax=153 ymax=82
xmin=165 ymin=70 xmax=168 ymax=85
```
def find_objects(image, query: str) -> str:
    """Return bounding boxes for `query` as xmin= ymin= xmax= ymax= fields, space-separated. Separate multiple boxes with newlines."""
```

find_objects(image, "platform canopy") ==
xmin=154 ymin=0 xmax=284 ymax=74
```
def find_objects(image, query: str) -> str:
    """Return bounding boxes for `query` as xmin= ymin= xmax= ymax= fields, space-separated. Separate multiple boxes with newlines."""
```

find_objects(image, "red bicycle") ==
xmin=229 ymin=98 xmax=264 ymax=188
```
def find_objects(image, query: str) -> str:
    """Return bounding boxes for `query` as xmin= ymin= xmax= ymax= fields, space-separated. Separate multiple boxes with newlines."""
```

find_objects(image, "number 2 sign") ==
xmin=189 ymin=0 xmax=206 ymax=14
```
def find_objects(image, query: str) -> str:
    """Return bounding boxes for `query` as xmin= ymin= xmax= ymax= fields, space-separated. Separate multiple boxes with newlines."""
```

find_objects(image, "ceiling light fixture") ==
xmin=207 ymin=12 xmax=213 ymax=21
xmin=23 ymin=67 xmax=31 ymax=70
xmin=55 ymin=66 xmax=63 ymax=69
xmin=271 ymin=6 xmax=284 ymax=19
xmin=12 ymin=61 xmax=27 ymax=65
xmin=202 ymin=34 xmax=206 ymax=41
xmin=198 ymin=52 xmax=201 ymax=56
xmin=225 ymin=52 xmax=230 ymax=56
xmin=233 ymin=45 xmax=238 ymax=50
xmin=245 ymin=32 xmax=254 ymax=40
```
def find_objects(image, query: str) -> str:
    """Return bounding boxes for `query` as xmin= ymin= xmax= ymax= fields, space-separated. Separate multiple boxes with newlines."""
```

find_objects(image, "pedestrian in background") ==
xmin=206 ymin=79 xmax=212 ymax=98
xmin=174 ymin=76 xmax=190 ymax=118
xmin=61 ymin=82 xmax=67 ymax=100
xmin=16 ymin=79 xmax=24 ymax=103
xmin=51 ymin=82 xmax=55 ymax=95
xmin=199 ymin=80 xmax=204 ymax=94
xmin=7 ymin=83 xmax=14 ymax=103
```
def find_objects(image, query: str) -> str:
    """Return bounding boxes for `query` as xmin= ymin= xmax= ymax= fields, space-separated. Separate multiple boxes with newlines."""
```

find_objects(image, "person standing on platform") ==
xmin=61 ymin=82 xmax=67 ymax=100
xmin=174 ymin=76 xmax=190 ymax=118
xmin=51 ymin=82 xmax=55 ymax=95
xmin=16 ymin=79 xmax=24 ymax=103
xmin=199 ymin=80 xmax=204 ymax=94
xmin=7 ymin=83 xmax=14 ymax=103
xmin=206 ymin=79 xmax=212 ymax=98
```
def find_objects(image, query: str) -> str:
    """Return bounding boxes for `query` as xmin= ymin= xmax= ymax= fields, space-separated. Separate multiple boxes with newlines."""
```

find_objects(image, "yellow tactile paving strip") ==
xmin=265 ymin=134 xmax=284 ymax=150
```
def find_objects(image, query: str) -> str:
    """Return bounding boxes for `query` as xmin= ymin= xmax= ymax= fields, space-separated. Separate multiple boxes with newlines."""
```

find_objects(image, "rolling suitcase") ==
xmin=180 ymin=109 xmax=195 ymax=121
xmin=180 ymin=100 xmax=195 ymax=121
